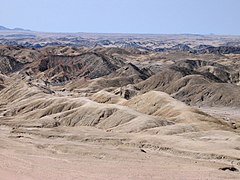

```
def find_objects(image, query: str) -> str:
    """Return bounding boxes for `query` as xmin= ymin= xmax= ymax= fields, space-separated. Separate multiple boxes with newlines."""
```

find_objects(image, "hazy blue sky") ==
xmin=1 ymin=0 xmax=239 ymax=34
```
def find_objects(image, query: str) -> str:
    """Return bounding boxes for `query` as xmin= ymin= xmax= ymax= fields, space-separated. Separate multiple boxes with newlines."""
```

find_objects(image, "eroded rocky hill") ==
xmin=0 ymin=43 xmax=240 ymax=179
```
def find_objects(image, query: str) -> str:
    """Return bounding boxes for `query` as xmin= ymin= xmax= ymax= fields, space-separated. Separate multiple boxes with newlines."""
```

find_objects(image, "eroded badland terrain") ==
xmin=1 ymin=31 xmax=240 ymax=179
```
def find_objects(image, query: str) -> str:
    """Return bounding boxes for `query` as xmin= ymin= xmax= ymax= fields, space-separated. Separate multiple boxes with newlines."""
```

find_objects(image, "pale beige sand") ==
xmin=0 ymin=125 xmax=240 ymax=180
xmin=0 ymin=152 xmax=237 ymax=180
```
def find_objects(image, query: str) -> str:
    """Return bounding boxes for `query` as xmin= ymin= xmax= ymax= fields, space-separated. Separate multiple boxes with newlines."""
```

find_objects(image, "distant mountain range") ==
xmin=1 ymin=25 xmax=240 ymax=50
xmin=0 ymin=25 xmax=30 ymax=31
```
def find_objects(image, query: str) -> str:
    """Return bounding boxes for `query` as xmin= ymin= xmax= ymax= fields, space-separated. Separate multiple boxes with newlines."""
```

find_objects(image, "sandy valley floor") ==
xmin=0 ymin=123 xmax=240 ymax=180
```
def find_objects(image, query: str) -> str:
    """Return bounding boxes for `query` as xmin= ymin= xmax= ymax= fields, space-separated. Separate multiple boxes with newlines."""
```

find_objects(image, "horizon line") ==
xmin=1 ymin=25 xmax=240 ymax=37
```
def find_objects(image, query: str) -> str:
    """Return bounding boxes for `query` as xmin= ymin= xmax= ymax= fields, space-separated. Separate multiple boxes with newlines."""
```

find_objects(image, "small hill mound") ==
xmin=91 ymin=90 xmax=127 ymax=104
xmin=0 ymin=45 xmax=42 ymax=63
xmin=84 ymin=67 xmax=149 ymax=93
xmin=108 ymin=63 xmax=150 ymax=80
xmin=91 ymin=47 xmax=131 ymax=56
xmin=172 ymin=82 xmax=240 ymax=107
xmin=197 ymin=66 xmax=231 ymax=83
xmin=31 ymin=52 xmax=125 ymax=84
xmin=0 ymin=55 xmax=24 ymax=74
xmin=174 ymin=59 xmax=234 ymax=83
xmin=122 ymin=91 xmax=221 ymax=125
xmin=174 ymin=59 xmax=228 ymax=71
xmin=135 ymin=66 xmax=193 ymax=92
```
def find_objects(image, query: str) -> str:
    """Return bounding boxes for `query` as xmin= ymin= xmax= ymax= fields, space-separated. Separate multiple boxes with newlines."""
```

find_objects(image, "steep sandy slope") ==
xmin=122 ymin=91 xmax=224 ymax=125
